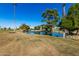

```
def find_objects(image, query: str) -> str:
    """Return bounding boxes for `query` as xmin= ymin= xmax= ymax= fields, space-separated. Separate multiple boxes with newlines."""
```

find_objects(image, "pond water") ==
xmin=26 ymin=31 xmax=63 ymax=37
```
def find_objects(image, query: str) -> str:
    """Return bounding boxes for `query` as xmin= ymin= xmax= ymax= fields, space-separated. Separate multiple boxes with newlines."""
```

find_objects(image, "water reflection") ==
xmin=27 ymin=31 xmax=63 ymax=37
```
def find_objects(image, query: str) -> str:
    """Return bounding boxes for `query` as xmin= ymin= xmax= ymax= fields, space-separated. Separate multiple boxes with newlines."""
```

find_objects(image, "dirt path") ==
xmin=0 ymin=32 xmax=59 ymax=56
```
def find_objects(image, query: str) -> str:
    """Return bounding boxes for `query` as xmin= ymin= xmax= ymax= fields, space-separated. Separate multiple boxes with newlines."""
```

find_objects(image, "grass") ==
xmin=0 ymin=31 xmax=79 ymax=55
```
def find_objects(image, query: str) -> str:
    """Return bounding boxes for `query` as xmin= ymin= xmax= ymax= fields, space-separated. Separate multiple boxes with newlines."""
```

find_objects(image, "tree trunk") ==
xmin=76 ymin=29 xmax=79 ymax=35
xmin=64 ymin=29 xmax=69 ymax=38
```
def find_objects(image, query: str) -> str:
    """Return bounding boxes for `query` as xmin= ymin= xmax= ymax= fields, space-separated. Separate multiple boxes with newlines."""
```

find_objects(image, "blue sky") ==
xmin=0 ymin=3 xmax=72 ymax=28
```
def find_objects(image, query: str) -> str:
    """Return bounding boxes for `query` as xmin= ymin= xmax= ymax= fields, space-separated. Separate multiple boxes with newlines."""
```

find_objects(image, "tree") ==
xmin=8 ymin=27 xmax=13 ymax=31
xmin=34 ymin=26 xmax=40 ymax=30
xmin=68 ymin=4 xmax=79 ymax=29
xmin=60 ymin=4 xmax=79 ymax=35
xmin=4 ymin=27 xmax=7 ymax=31
xmin=60 ymin=16 xmax=75 ymax=34
xmin=42 ymin=9 xmax=59 ymax=25
xmin=62 ymin=3 xmax=66 ymax=17
xmin=19 ymin=24 xmax=30 ymax=32
xmin=41 ymin=9 xmax=59 ymax=32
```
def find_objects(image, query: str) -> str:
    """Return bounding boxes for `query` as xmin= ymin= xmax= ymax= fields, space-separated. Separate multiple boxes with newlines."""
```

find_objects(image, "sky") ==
xmin=0 ymin=3 xmax=72 ymax=28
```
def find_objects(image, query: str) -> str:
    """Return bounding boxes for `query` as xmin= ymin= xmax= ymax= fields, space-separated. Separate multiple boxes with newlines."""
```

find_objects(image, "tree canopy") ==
xmin=42 ymin=9 xmax=59 ymax=26
xmin=19 ymin=24 xmax=30 ymax=31
xmin=34 ymin=26 xmax=40 ymax=30
xmin=60 ymin=4 xmax=79 ymax=32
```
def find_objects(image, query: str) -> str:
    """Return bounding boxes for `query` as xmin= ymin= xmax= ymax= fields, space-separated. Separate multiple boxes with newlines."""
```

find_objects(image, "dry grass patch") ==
xmin=0 ymin=31 xmax=79 ymax=55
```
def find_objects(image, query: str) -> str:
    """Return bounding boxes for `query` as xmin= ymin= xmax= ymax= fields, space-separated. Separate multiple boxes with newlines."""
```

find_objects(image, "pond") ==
xmin=26 ymin=31 xmax=64 ymax=37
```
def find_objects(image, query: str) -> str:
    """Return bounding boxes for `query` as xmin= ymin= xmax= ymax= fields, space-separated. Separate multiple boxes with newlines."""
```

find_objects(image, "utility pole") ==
xmin=13 ymin=3 xmax=16 ymax=32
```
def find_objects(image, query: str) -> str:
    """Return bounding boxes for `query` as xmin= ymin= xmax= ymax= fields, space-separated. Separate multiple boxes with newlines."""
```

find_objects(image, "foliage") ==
xmin=60 ymin=17 xmax=75 ymax=31
xmin=19 ymin=24 xmax=30 ymax=31
xmin=68 ymin=4 xmax=79 ymax=29
xmin=34 ymin=26 xmax=40 ymax=30
xmin=60 ymin=4 xmax=79 ymax=32
xmin=42 ymin=9 xmax=59 ymax=25
xmin=8 ymin=27 xmax=13 ymax=31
